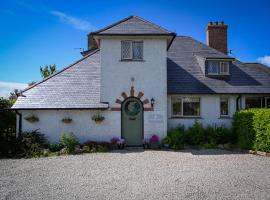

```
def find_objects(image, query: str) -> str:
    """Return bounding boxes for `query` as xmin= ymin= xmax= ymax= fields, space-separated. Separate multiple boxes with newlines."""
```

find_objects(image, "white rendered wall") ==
xmin=100 ymin=37 xmax=168 ymax=139
xmin=19 ymin=110 xmax=121 ymax=143
xmin=167 ymin=94 xmax=238 ymax=129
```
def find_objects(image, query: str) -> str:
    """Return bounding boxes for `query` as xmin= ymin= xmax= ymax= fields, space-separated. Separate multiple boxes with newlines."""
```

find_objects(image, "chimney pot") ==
xmin=220 ymin=21 xmax=224 ymax=26
xmin=215 ymin=21 xmax=218 ymax=26
xmin=208 ymin=21 xmax=213 ymax=26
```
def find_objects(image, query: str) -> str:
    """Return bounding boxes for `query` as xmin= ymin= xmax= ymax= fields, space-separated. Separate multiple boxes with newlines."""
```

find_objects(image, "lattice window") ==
xmin=121 ymin=40 xmax=143 ymax=60
xmin=121 ymin=41 xmax=132 ymax=59
xmin=132 ymin=41 xmax=143 ymax=60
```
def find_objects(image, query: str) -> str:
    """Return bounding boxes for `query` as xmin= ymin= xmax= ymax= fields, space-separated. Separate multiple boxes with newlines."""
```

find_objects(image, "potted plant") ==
xmin=142 ymin=138 xmax=150 ymax=149
xmin=24 ymin=115 xmax=39 ymax=123
xmin=110 ymin=137 xmax=120 ymax=149
xmin=117 ymin=138 xmax=125 ymax=149
xmin=91 ymin=114 xmax=105 ymax=124
xmin=149 ymin=134 xmax=159 ymax=149
xmin=61 ymin=117 xmax=72 ymax=124
xmin=161 ymin=137 xmax=171 ymax=148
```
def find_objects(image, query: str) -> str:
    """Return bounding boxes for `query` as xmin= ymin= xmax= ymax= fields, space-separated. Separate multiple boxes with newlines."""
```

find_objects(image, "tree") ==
xmin=40 ymin=64 xmax=56 ymax=79
xmin=9 ymin=89 xmax=21 ymax=101
xmin=28 ymin=81 xmax=36 ymax=86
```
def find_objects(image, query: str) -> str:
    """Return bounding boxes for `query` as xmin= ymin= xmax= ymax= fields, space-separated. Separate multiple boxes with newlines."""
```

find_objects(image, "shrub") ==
xmin=186 ymin=121 xmax=205 ymax=145
xmin=0 ymin=98 xmax=16 ymax=157
xmin=163 ymin=122 xmax=234 ymax=150
xmin=205 ymin=125 xmax=235 ymax=145
xmin=60 ymin=133 xmax=78 ymax=154
xmin=17 ymin=130 xmax=49 ymax=158
xmin=82 ymin=140 xmax=110 ymax=152
xmin=49 ymin=143 xmax=64 ymax=152
xmin=233 ymin=109 xmax=270 ymax=152
xmin=163 ymin=125 xmax=185 ymax=149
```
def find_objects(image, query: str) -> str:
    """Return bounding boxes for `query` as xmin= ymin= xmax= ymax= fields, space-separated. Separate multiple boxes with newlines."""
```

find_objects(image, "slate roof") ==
xmin=12 ymin=30 xmax=270 ymax=109
xmin=91 ymin=16 xmax=174 ymax=35
xmin=167 ymin=36 xmax=270 ymax=94
xmin=12 ymin=50 xmax=108 ymax=109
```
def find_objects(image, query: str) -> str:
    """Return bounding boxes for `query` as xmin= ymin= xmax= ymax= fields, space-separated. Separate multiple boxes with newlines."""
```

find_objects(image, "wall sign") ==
xmin=148 ymin=114 xmax=163 ymax=123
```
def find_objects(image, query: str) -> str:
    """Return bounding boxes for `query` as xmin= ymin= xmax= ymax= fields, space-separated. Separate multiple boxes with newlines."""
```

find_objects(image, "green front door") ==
xmin=121 ymin=97 xmax=143 ymax=146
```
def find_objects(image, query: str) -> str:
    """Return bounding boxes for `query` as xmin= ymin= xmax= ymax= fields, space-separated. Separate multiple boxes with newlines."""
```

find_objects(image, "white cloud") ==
xmin=0 ymin=81 xmax=28 ymax=98
xmin=257 ymin=56 xmax=270 ymax=67
xmin=50 ymin=10 xmax=95 ymax=31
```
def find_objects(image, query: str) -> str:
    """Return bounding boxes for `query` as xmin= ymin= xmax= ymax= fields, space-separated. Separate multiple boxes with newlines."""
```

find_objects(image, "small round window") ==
xmin=124 ymin=100 xmax=141 ymax=116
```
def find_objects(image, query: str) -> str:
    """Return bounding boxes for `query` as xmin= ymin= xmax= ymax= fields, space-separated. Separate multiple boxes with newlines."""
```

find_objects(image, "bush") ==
xmin=186 ymin=121 xmax=205 ymax=145
xmin=17 ymin=130 xmax=49 ymax=158
xmin=162 ymin=125 xmax=185 ymax=150
xmin=163 ymin=122 xmax=235 ymax=150
xmin=233 ymin=109 xmax=270 ymax=152
xmin=49 ymin=143 xmax=64 ymax=152
xmin=0 ymin=98 xmax=16 ymax=157
xmin=60 ymin=133 xmax=78 ymax=154
xmin=82 ymin=140 xmax=110 ymax=152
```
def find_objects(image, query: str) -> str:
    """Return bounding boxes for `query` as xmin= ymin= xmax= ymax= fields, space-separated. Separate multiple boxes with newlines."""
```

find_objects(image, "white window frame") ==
xmin=220 ymin=62 xmax=230 ymax=75
xmin=121 ymin=40 xmax=143 ymax=60
xmin=207 ymin=61 xmax=219 ymax=75
xmin=220 ymin=97 xmax=230 ymax=117
xmin=171 ymin=96 xmax=201 ymax=117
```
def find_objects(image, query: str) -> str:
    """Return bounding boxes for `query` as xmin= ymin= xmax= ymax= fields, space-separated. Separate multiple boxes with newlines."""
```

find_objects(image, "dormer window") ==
xmin=121 ymin=40 xmax=143 ymax=61
xmin=208 ymin=61 xmax=219 ymax=74
xmin=206 ymin=60 xmax=230 ymax=75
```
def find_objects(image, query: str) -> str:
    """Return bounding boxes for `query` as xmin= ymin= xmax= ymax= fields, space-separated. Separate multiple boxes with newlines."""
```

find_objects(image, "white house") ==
xmin=12 ymin=16 xmax=270 ymax=146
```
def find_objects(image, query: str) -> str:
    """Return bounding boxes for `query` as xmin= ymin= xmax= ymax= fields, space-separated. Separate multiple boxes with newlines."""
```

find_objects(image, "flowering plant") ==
xmin=110 ymin=137 xmax=120 ymax=144
xmin=150 ymin=134 xmax=159 ymax=143
xmin=117 ymin=138 xmax=125 ymax=145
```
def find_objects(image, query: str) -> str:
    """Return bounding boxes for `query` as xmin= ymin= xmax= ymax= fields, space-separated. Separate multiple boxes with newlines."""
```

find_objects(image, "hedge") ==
xmin=233 ymin=109 xmax=270 ymax=152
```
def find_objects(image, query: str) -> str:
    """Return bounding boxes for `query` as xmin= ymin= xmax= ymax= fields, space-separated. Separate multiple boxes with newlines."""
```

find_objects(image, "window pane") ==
xmin=183 ymin=97 xmax=200 ymax=116
xmin=172 ymin=97 xmax=182 ymax=116
xmin=220 ymin=98 xmax=229 ymax=116
xmin=220 ymin=62 xmax=229 ymax=74
xmin=132 ymin=41 xmax=143 ymax=60
xmin=121 ymin=41 xmax=131 ymax=59
xmin=208 ymin=61 xmax=219 ymax=74
xmin=245 ymin=97 xmax=262 ymax=109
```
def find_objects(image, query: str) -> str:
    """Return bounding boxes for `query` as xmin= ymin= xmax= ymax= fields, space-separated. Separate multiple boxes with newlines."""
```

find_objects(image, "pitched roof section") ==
xmin=12 ymin=50 xmax=108 ymax=109
xmin=167 ymin=36 xmax=270 ymax=94
xmin=91 ymin=16 xmax=175 ymax=35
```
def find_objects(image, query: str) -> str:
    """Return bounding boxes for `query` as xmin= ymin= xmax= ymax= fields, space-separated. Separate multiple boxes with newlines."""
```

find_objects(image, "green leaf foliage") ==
xmin=233 ymin=109 xmax=270 ymax=152
xmin=60 ymin=133 xmax=78 ymax=154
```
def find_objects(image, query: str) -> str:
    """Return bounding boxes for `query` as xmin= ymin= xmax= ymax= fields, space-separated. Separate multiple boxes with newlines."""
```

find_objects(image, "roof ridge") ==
xmin=89 ymin=16 xmax=133 ymax=35
xmin=132 ymin=15 xmax=172 ymax=33
xmin=22 ymin=49 xmax=100 ymax=93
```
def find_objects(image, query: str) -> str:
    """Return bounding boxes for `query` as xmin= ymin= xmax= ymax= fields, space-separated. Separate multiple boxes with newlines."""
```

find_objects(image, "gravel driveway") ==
xmin=0 ymin=149 xmax=270 ymax=200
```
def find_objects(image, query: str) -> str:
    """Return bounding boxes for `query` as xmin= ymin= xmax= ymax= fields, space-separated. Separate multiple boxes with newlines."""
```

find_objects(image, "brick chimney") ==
xmin=206 ymin=21 xmax=228 ymax=54
xmin=87 ymin=33 xmax=99 ymax=50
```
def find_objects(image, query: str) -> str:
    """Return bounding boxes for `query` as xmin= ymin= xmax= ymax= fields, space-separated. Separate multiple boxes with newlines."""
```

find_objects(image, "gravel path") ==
xmin=0 ymin=149 xmax=270 ymax=200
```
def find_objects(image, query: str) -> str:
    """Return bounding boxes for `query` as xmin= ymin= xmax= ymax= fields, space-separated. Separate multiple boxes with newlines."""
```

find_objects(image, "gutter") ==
xmin=15 ymin=110 xmax=22 ymax=137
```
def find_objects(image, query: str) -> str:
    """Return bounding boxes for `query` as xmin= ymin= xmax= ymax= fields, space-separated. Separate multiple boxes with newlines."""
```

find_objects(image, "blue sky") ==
xmin=1 ymin=0 xmax=270 ymax=97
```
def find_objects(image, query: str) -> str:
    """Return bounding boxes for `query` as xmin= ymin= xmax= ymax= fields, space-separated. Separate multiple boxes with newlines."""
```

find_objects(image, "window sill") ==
xmin=219 ymin=116 xmax=232 ymax=119
xmin=119 ymin=59 xmax=145 ymax=62
xmin=170 ymin=116 xmax=202 ymax=119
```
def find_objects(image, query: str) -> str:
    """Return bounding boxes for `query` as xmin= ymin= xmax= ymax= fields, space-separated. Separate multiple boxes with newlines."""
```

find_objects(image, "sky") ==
xmin=1 ymin=0 xmax=270 ymax=97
